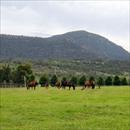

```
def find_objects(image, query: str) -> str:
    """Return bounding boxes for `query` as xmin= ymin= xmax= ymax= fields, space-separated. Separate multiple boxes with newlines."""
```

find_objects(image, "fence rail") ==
xmin=0 ymin=83 xmax=25 ymax=88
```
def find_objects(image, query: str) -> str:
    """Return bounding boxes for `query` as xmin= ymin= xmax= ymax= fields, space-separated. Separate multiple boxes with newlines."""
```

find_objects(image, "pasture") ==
xmin=0 ymin=86 xmax=130 ymax=130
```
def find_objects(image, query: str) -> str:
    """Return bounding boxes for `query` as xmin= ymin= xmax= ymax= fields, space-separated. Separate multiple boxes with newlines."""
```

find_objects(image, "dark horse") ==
xmin=45 ymin=82 xmax=49 ymax=89
xmin=68 ymin=81 xmax=76 ymax=90
xmin=40 ymin=82 xmax=49 ymax=89
xmin=81 ymin=80 xmax=95 ymax=90
xmin=27 ymin=80 xmax=38 ymax=90
xmin=61 ymin=80 xmax=76 ymax=90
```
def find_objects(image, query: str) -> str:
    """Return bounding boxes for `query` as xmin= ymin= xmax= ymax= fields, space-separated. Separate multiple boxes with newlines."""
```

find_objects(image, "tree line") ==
xmin=0 ymin=64 xmax=129 ymax=87
xmin=39 ymin=75 xmax=128 ymax=87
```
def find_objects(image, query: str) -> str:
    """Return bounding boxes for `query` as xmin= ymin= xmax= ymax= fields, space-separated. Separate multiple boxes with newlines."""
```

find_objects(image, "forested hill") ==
xmin=0 ymin=30 xmax=129 ymax=60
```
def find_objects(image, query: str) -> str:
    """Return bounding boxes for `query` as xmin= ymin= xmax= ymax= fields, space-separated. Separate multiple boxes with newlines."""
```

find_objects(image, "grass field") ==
xmin=0 ymin=86 xmax=130 ymax=130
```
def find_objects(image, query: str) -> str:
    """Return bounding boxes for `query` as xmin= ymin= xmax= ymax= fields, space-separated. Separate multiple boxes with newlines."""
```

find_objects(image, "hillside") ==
xmin=0 ymin=31 xmax=129 ymax=60
xmin=0 ymin=59 xmax=129 ymax=79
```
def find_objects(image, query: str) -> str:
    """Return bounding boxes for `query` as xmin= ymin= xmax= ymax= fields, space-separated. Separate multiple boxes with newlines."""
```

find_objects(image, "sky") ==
xmin=1 ymin=0 xmax=130 ymax=52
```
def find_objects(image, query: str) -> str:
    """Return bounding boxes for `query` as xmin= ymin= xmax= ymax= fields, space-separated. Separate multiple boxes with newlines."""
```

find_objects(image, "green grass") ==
xmin=0 ymin=86 xmax=130 ymax=130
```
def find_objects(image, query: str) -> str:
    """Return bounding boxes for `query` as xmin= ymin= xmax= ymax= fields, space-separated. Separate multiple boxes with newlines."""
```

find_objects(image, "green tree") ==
xmin=50 ymin=75 xmax=58 ymax=87
xmin=128 ymin=78 xmax=130 ymax=86
xmin=61 ymin=77 xmax=67 ymax=82
xmin=0 ymin=68 xmax=3 ymax=83
xmin=97 ymin=77 xmax=104 ymax=88
xmin=79 ymin=75 xmax=86 ymax=86
xmin=113 ymin=76 xmax=120 ymax=85
xmin=105 ymin=76 xmax=112 ymax=86
xmin=13 ymin=64 xmax=32 ymax=84
xmin=39 ymin=75 xmax=48 ymax=87
xmin=89 ymin=76 xmax=95 ymax=81
xmin=0 ymin=65 xmax=12 ymax=83
xmin=70 ymin=76 xmax=78 ymax=85
xmin=121 ymin=77 xmax=128 ymax=85
xmin=28 ymin=74 xmax=35 ymax=82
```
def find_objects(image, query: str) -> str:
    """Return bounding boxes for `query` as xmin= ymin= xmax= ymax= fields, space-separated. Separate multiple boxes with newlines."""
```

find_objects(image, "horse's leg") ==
xmin=88 ymin=85 xmax=91 ymax=89
xmin=73 ymin=85 xmax=75 ymax=90
xmin=81 ymin=85 xmax=85 ymax=90
xmin=69 ymin=86 xmax=71 ymax=90
xmin=58 ymin=85 xmax=61 ymax=89
xmin=81 ymin=87 xmax=83 ymax=90
xmin=27 ymin=86 xmax=30 ymax=90
xmin=92 ymin=84 xmax=95 ymax=89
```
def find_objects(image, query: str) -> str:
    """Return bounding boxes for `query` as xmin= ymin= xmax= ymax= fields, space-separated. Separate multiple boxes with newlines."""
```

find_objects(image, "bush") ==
xmin=97 ymin=77 xmax=104 ymax=86
xmin=50 ymin=75 xmax=58 ymax=87
xmin=121 ymin=77 xmax=128 ymax=85
xmin=70 ymin=76 xmax=78 ymax=85
xmin=105 ymin=76 xmax=112 ymax=86
xmin=113 ymin=76 xmax=120 ymax=85
xmin=39 ymin=75 xmax=48 ymax=87
xmin=89 ymin=76 xmax=95 ymax=81
xmin=79 ymin=75 xmax=86 ymax=86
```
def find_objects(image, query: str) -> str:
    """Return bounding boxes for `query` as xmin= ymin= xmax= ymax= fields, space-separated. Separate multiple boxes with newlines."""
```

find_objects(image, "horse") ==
xmin=40 ymin=82 xmax=49 ymax=89
xmin=81 ymin=80 xmax=95 ymax=90
xmin=27 ymin=80 xmax=38 ymax=90
xmin=68 ymin=81 xmax=76 ymax=90
xmin=45 ymin=82 xmax=49 ymax=89
xmin=61 ymin=80 xmax=67 ymax=89
xmin=61 ymin=80 xmax=76 ymax=90
xmin=55 ymin=81 xmax=61 ymax=89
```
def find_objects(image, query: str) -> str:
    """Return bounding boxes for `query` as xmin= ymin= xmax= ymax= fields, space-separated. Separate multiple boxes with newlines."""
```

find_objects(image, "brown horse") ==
xmin=81 ymin=80 xmax=95 ymax=90
xmin=55 ymin=81 xmax=61 ymax=89
xmin=27 ymin=80 xmax=38 ymax=90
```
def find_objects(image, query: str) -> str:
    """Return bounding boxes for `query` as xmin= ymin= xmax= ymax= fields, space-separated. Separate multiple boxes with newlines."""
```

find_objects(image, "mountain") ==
xmin=0 ymin=30 xmax=129 ymax=60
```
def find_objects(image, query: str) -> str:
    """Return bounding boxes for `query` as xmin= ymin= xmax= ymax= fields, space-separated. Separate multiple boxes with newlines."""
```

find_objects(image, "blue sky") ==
xmin=1 ymin=1 xmax=129 ymax=52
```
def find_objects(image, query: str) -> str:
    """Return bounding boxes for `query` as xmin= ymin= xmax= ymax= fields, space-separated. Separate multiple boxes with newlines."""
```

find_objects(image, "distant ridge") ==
xmin=0 ymin=30 xmax=129 ymax=60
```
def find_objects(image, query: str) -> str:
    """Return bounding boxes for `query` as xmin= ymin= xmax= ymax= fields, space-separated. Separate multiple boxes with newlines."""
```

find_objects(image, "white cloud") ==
xmin=1 ymin=1 xmax=129 ymax=52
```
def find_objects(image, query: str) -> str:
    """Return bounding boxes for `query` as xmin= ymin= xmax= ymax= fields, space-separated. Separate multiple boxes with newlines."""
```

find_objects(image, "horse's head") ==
xmin=56 ymin=81 xmax=60 ymax=86
xmin=85 ymin=80 xmax=89 ymax=85
xmin=29 ymin=80 xmax=38 ymax=86
xmin=35 ymin=81 xmax=38 ymax=86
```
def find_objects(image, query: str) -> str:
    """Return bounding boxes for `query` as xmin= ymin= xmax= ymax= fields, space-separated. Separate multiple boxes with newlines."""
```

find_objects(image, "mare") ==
xmin=27 ymin=80 xmax=38 ymax=90
xmin=81 ymin=80 xmax=95 ymax=90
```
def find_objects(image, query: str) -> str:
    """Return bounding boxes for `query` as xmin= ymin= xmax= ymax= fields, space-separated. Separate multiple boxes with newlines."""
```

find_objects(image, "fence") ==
xmin=0 ymin=83 xmax=25 ymax=88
